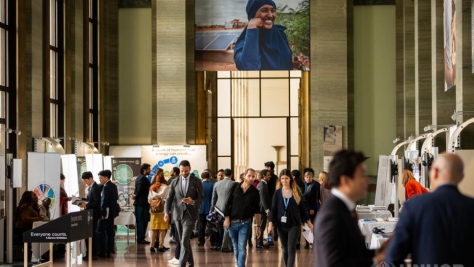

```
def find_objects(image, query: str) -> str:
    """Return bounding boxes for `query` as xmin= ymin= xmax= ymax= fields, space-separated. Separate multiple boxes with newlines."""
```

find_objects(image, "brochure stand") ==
xmin=23 ymin=210 xmax=93 ymax=267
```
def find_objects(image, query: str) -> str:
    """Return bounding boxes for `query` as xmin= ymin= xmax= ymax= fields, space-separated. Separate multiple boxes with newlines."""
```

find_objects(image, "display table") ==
xmin=369 ymin=233 xmax=391 ymax=249
xmin=358 ymin=219 xmax=398 ymax=248
xmin=24 ymin=210 xmax=93 ymax=267
xmin=356 ymin=210 xmax=392 ymax=219
xmin=114 ymin=210 xmax=136 ymax=243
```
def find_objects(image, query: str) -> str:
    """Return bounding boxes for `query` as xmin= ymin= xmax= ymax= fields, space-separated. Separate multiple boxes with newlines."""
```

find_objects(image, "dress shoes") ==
xmin=163 ymin=246 xmax=170 ymax=250
xmin=210 ymin=246 xmax=221 ymax=251
xmin=221 ymin=248 xmax=233 ymax=253
xmin=256 ymin=244 xmax=269 ymax=249
xmin=150 ymin=247 xmax=156 ymax=252
xmin=137 ymin=240 xmax=150 ymax=244
xmin=296 ymin=244 xmax=300 ymax=250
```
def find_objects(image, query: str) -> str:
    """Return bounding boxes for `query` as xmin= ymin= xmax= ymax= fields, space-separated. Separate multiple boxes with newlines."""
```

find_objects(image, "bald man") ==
xmin=384 ymin=154 xmax=474 ymax=266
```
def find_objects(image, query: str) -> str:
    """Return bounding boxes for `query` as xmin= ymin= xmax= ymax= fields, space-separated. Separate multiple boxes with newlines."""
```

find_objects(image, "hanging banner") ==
xmin=85 ymin=154 xmax=103 ymax=183
xmin=141 ymin=146 xmax=207 ymax=181
xmin=323 ymin=125 xmax=343 ymax=156
xmin=61 ymin=155 xmax=80 ymax=213
xmin=112 ymin=158 xmax=141 ymax=207
xmin=28 ymin=152 xmax=61 ymax=220
xmin=195 ymin=0 xmax=310 ymax=71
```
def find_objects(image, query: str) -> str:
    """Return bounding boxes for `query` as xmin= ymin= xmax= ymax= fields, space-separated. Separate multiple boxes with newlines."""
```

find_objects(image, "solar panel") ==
xmin=205 ymin=35 xmax=237 ymax=50
xmin=195 ymin=35 xmax=218 ymax=50
xmin=195 ymin=31 xmax=242 ymax=51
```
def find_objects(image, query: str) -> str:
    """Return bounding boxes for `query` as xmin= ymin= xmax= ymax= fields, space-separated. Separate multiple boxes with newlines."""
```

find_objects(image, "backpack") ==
xmin=150 ymin=196 xmax=165 ymax=214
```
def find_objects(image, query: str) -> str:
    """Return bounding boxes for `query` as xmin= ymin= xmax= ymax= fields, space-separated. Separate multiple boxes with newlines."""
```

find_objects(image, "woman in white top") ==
xmin=148 ymin=169 xmax=169 ymax=252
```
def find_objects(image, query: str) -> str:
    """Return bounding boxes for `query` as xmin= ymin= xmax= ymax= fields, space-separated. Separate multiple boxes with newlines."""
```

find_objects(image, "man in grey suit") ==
xmin=210 ymin=168 xmax=235 ymax=252
xmin=164 ymin=160 xmax=204 ymax=267
xmin=256 ymin=169 xmax=271 ymax=249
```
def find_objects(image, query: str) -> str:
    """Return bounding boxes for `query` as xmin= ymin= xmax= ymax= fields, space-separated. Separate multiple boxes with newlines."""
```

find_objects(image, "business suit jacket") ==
xmin=257 ymin=180 xmax=271 ymax=213
xmin=211 ymin=177 xmax=235 ymax=212
xmin=385 ymin=185 xmax=474 ymax=266
xmin=84 ymin=182 xmax=103 ymax=220
xmin=133 ymin=174 xmax=151 ymax=207
xmin=165 ymin=174 xmax=204 ymax=221
xmin=313 ymin=195 xmax=374 ymax=267
xmin=101 ymin=180 xmax=119 ymax=219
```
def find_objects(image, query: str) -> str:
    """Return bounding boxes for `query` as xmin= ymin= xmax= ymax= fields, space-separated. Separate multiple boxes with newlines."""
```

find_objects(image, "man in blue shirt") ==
xmin=198 ymin=172 xmax=214 ymax=246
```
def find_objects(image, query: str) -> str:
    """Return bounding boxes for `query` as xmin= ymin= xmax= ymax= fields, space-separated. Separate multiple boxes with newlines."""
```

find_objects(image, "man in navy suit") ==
xmin=80 ymin=171 xmax=103 ymax=260
xmin=384 ymin=153 xmax=474 ymax=266
xmin=313 ymin=150 xmax=375 ymax=267
xmin=97 ymin=170 xmax=119 ymax=258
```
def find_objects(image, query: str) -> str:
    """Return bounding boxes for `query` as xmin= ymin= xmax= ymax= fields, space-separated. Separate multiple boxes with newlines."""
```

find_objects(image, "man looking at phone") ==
xmin=164 ymin=160 xmax=204 ymax=267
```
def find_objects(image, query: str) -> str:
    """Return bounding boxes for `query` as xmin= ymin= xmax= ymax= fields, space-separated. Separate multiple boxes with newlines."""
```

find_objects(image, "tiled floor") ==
xmin=3 ymin=234 xmax=315 ymax=267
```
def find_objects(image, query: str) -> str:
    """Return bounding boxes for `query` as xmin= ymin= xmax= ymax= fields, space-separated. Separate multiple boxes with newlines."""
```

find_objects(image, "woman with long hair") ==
xmin=15 ymin=191 xmax=43 ymax=233
xmin=268 ymin=169 xmax=313 ymax=267
xmin=148 ymin=169 xmax=170 ymax=252
xmin=318 ymin=171 xmax=331 ymax=204
xmin=402 ymin=169 xmax=428 ymax=200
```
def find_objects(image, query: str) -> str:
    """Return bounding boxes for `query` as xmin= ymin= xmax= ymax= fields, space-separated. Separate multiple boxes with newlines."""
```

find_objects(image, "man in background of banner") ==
xmin=133 ymin=163 xmax=151 ymax=244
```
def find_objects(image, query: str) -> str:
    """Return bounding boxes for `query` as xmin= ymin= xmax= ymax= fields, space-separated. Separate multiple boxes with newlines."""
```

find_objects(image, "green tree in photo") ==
xmin=275 ymin=0 xmax=310 ymax=57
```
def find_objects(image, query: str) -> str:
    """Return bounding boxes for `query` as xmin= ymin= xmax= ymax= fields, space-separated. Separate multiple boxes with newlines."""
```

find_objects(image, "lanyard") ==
xmin=305 ymin=183 xmax=312 ymax=194
xmin=282 ymin=189 xmax=292 ymax=215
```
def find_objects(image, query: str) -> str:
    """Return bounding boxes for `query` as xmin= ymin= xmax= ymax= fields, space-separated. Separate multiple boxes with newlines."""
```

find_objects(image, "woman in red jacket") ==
xmin=402 ymin=169 xmax=428 ymax=200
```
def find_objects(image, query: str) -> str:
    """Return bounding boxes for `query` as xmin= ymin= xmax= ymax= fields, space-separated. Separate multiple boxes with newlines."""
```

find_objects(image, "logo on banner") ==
xmin=33 ymin=184 xmax=56 ymax=208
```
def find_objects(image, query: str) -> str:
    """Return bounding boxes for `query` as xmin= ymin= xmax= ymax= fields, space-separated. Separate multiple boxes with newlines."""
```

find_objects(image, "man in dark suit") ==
xmin=164 ymin=160 xmax=204 ymax=267
xmin=313 ymin=150 xmax=374 ymax=267
xmin=264 ymin=161 xmax=279 ymax=241
xmin=97 ymin=170 xmax=119 ymax=258
xmin=198 ymin=172 xmax=214 ymax=246
xmin=256 ymin=169 xmax=271 ymax=249
xmin=384 ymin=153 xmax=474 ymax=266
xmin=80 ymin=171 xmax=103 ymax=260
xmin=133 ymin=163 xmax=151 ymax=244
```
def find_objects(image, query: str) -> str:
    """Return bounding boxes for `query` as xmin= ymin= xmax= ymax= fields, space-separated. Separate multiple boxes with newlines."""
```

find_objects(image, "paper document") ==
xmin=302 ymin=223 xmax=313 ymax=243
xmin=71 ymin=196 xmax=84 ymax=206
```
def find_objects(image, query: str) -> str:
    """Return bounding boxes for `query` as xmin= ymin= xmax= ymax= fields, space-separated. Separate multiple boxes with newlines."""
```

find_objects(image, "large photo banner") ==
xmin=141 ymin=146 xmax=207 ymax=181
xmin=195 ymin=0 xmax=310 ymax=71
xmin=28 ymin=152 xmax=61 ymax=220
xmin=444 ymin=0 xmax=456 ymax=91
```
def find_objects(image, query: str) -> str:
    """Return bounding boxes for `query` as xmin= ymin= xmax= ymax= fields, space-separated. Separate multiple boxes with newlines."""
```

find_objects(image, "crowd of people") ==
xmin=13 ymin=150 xmax=474 ymax=267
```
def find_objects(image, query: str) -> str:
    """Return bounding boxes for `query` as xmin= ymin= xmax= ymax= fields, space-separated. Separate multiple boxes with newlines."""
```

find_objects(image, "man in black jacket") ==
xmin=264 ymin=161 xmax=278 ymax=241
xmin=97 ymin=170 xmax=119 ymax=258
xmin=80 ymin=171 xmax=103 ymax=260
xmin=256 ymin=169 xmax=271 ymax=249
xmin=313 ymin=150 xmax=374 ymax=267
xmin=133 ymin=163 xmax=151 ymax=244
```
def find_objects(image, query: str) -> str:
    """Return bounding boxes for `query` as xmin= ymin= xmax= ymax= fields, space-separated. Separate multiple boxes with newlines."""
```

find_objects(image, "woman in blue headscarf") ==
xmin=234 ymin=0 xmax=293 ymax=70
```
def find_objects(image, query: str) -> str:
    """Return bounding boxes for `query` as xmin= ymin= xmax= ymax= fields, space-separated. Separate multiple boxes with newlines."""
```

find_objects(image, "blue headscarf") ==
xmin=234 ymin=0 xmax=293 ymax=70
xmin=246 ymin=0 xmax=277 ymax=21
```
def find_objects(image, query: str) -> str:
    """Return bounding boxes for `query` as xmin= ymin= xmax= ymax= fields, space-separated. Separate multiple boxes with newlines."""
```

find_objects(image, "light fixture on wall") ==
xmin=4 ymin=128 xmax=21 ymax=135
xmin=423 ymin=124 xmax=455 ymax=132
xmin=451 ymin=110 xmax=474 ymax=121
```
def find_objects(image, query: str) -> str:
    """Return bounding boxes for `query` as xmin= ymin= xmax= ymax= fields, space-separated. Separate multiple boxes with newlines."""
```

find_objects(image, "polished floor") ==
xmin=6 ymin=233 xmax=315 ymax=267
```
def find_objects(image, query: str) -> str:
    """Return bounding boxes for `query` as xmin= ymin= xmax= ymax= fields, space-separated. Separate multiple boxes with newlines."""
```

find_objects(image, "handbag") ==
xmin=207 ymin=206 xmax=225 ymax=225
xmin=150 ymin=196 xmax=165 ymax=214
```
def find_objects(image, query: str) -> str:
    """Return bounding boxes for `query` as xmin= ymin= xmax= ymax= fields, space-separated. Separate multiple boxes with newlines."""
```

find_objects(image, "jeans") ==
xmin=277 ymin=226 xmax=300 ymax=267
xmin=228 ymin=221 xmax=251 ymax=267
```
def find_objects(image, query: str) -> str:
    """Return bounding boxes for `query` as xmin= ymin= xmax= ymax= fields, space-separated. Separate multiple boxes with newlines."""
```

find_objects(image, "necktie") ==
xmin=182 ymin=178 xmax=187 ymax=196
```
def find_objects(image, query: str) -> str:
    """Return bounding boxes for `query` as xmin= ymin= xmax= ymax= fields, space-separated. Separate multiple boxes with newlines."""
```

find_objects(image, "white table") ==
xmin=358 ymin=219 xmax=398 ymax=248
xmin=356 ymin=210 xmax=392 ymax=219
xmin=114 ymin=210 xmax=136 ymax=243
xmin=370 ymin=233 xmax=391 ymax=249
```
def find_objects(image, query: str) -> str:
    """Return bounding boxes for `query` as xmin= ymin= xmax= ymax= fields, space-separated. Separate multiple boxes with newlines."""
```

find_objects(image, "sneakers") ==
xmin=168 ymin=258 xmax=179 ymax=264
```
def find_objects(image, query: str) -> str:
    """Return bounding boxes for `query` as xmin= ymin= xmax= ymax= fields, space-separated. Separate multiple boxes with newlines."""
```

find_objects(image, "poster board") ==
xmin=112 ymin=158 xmax=141 ymax=207
xmin=141 ymin=145 xmax=207 ymax=180
xmin=28 ymin=152 xmax=61 ymax=220
xmin=374 ymin=155 xmax=393 ymax=207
